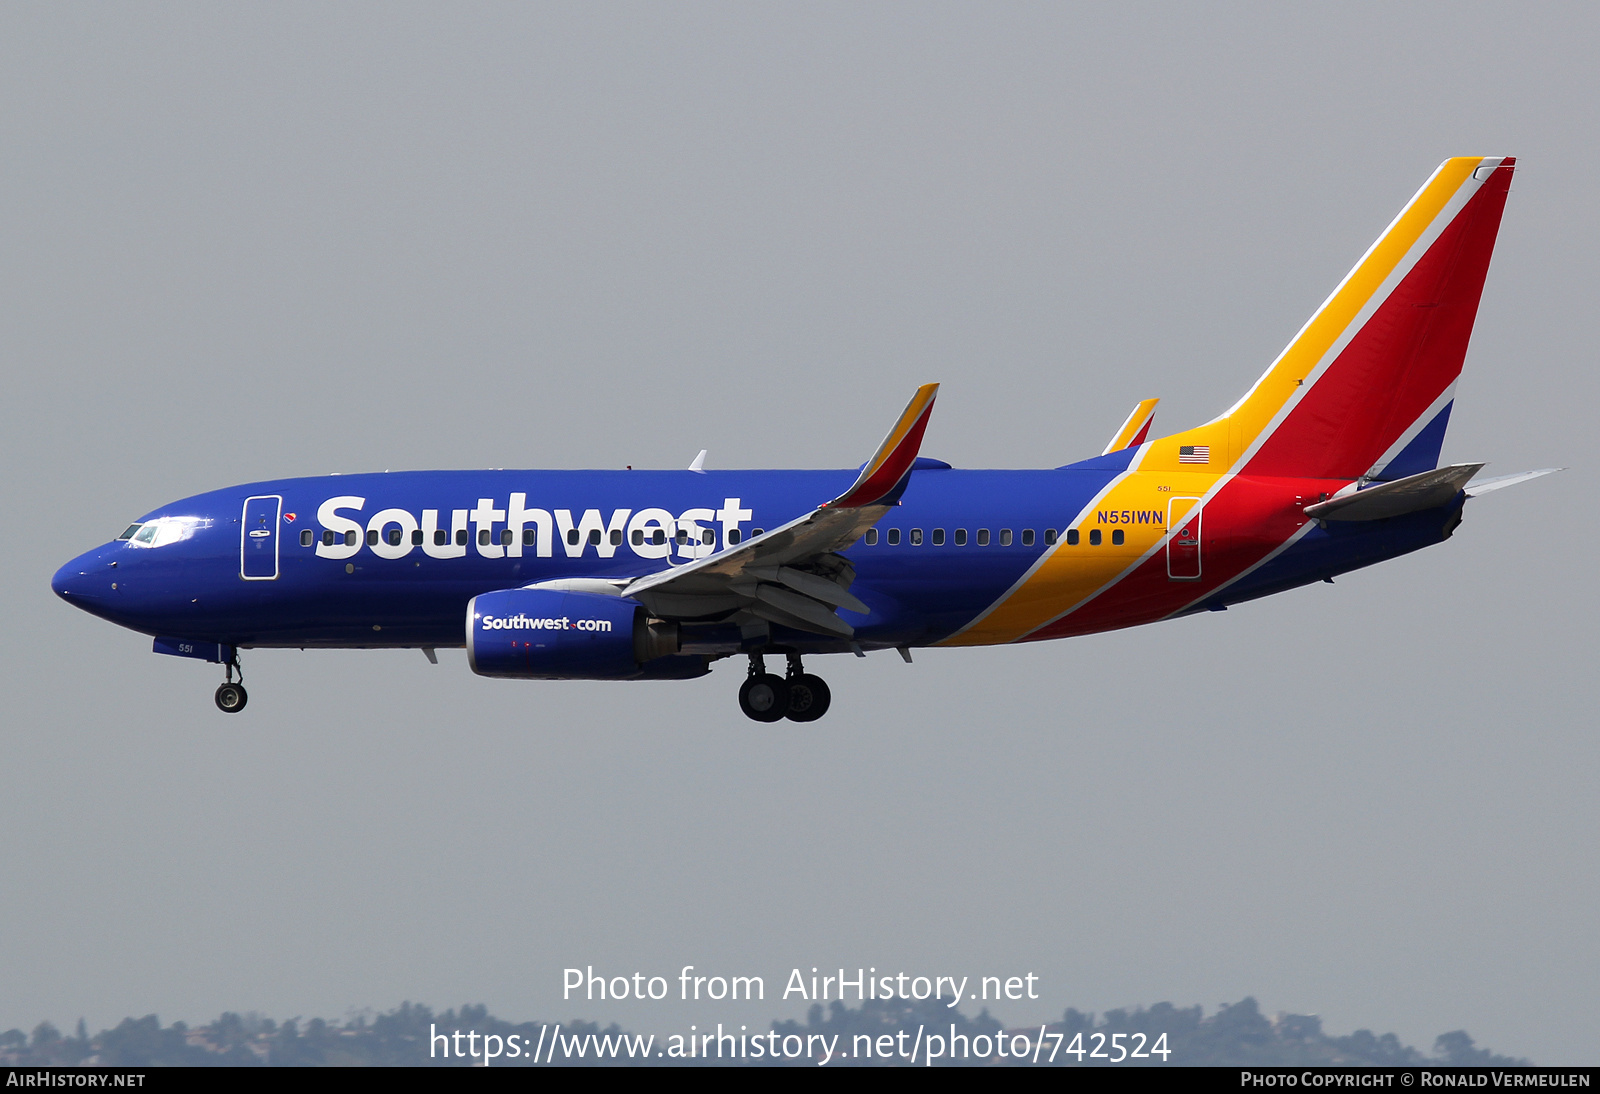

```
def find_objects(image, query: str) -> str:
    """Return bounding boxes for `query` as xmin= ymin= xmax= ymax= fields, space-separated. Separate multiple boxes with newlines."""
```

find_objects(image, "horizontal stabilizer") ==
xmin=1465 ymin=468 xmax=1562 ymax=497
xmin=1304 ymin=463 xmax=1482 ymax=522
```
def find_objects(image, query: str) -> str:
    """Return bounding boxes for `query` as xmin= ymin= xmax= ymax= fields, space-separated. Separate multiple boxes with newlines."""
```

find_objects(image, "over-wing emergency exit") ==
xmin=53 ymin=157 xmax=1556 ymax=721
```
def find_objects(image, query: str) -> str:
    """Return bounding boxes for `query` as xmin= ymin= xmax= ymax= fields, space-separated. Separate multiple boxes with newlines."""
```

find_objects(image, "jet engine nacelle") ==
xmin=466 ymin=587 xmax=703 ymax=680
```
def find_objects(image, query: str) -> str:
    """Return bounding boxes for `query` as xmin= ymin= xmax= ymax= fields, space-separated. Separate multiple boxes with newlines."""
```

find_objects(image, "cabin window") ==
xmin=346 ymin=530 xmax=358 ymax=547
xmin=455 ymin=528 xmax=468 ymax=546
xmin=999 ymin=529 xmax=1013 ymax=546
xmin=411 ymin=529 xmax=424 ymax=546
xmin=1089 ymin=529 xmax=1102 ymax=545
xmin=910 ymin=528 xmax=923 ymax=546
xmin=632 ymin=529 xmax=644 ymax=546
xmin=300 ymin=529 xmax=313 ymax=547
xmin=567 ymin=529 xmax=580 ymax=546
xmin=524 ymin=529 xmax=536 ymax=546
xmin=367 ymin=530 xmax=379 ymax=546
xmin=119 ymin=524 xmax=142 ymax=540
xmin=887 ymin=528 xmax=901 ymax=546
xmin=976 ymin=528 xmax=990 ymax=546
xmin=675 ymin=528 xmax=688 ymax=544
xmin=1021 ymin=529 xmax=1035 ymax=547
xmin=434 ymin=530 xmax=449 ymax=546
xmin=653 ymin=529 xmax=666 ymax=545
xmin=1044 ymin=529 xmax=1057 ymax=545
xmin=588 ymin=529 xmax=602 ymax=546
xmin=751 ymin=528 xmax=764 ymax=537
xmin=865 ymin=529 xmax=878 ymax=545
xmin=502 ymin=529 xmax=514 ymax=546
xmin=703 ymin=529 xmax=714 ymax=545
xmin=610 ymin=529 xmax=623 ymax=546
xmin=728 ymin=529 xmax=741 ymax=545
xmin=931 ymin=528 xmax=945 ymax=546
xmin=387 ymin=528 xmax=403 ymax=546
xmin=1112 ymin=529 xmax=1125 ymax=545
xmin=478 ymin=529 xmax=491 ymax=546
xmin=1066 ymin=529 xmax=1079 ymax=546
xmin=954 ymin=528 xmax=967 ymax=546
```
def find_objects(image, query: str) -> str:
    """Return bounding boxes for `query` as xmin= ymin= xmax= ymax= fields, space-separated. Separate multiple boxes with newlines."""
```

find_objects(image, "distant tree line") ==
xmin=777 ymin=996 xmax=1528 ymax=1067
xmin=0 ymin=997 xmax=1526 ymax=1067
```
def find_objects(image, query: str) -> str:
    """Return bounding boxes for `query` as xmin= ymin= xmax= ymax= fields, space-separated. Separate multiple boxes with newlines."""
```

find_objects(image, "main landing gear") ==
xmin=738 ymin=653 xmax=832 ymax=723
xmin=214 ymin=653 xmax=247 ymax=714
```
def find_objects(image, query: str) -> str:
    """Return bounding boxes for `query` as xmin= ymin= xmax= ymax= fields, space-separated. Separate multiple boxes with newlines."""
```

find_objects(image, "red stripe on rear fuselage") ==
xmin=1023 ymin=475 xmax=1319 ymax=640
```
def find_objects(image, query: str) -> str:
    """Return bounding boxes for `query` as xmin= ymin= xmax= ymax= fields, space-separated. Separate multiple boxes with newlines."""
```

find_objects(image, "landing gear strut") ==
xmin=214 ymin=653 xmax=248 ymax=714
xmin=737 ymin=652 xmax=832 ymax=722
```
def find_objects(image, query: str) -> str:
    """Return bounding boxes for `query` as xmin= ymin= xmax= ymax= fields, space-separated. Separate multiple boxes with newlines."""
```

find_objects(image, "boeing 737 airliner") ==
xmin=53 ymin=157 xmax=1554 ymax=721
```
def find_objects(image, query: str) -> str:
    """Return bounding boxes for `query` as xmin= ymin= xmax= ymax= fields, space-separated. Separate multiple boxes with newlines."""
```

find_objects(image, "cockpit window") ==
xmin=126 ymin=516 xmax=213 ymax=549
xmin=118 ymin=524 xmax=143 ymax=540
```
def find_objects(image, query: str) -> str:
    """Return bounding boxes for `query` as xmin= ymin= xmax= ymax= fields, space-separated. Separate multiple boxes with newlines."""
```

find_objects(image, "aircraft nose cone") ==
xmin=52 ymin=559 xmax=84 ymax=600
xmin=52 ymin=550 xmax=112 ymax=604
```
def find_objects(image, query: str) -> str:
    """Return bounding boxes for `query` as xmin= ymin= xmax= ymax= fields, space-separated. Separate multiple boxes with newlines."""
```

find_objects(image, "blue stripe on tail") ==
xmin=1375 ymin=401 xmax=1453 ymax=481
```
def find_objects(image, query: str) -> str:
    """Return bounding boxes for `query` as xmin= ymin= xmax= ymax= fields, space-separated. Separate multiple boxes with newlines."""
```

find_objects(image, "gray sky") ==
xmin=3 ymin=2 xmax=1595 ymax=1064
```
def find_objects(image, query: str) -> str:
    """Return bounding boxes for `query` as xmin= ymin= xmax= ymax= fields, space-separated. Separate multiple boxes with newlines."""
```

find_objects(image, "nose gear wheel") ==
xmin=214 ymin=682 xmax=248 ymax=713
xmin=214 ymin=652 xmax=248 ymax=714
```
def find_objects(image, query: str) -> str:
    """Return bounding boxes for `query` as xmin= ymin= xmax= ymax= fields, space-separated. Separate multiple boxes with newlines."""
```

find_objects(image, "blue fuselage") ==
xmin=51 ymin=455 xmax=1459 ymax=656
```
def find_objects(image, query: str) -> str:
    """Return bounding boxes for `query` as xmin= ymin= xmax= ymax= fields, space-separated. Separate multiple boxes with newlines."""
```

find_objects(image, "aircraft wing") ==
xmin=621 ymin=384 xmax=939 ymax=638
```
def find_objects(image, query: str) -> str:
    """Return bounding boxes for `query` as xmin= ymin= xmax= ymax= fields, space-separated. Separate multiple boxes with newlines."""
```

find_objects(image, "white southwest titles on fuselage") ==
xmin=312 ymin=494 xmax=755 ymax=563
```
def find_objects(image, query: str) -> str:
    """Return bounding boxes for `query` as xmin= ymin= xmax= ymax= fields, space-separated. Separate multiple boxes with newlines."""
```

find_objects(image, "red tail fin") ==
xmin=1248 ymin=158 xmax=1514 ymax=479
xmin=1149 ymin=158 xmax=1515 ymax=481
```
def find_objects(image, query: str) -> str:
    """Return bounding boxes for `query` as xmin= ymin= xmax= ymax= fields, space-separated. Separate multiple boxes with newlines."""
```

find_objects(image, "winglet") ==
xmin=1102 ymin=397 xmax=1159 ymax=455
xmin=825 ymin=384 xmax=939 ymax=509
xmin=688 ymin=450 xmax=707 ymax=473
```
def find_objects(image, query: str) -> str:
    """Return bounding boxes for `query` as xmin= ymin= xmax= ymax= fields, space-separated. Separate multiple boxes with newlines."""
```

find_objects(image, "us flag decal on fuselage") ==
xmin=1178 ymin=445 xmax=1210 ymax=464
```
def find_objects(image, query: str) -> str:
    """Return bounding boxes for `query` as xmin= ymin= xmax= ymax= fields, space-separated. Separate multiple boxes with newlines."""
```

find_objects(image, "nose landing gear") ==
xmin=214 ymin=653 xmax=248 ymax=714
xmin=737 ymin=652 xmax=832 ymax=722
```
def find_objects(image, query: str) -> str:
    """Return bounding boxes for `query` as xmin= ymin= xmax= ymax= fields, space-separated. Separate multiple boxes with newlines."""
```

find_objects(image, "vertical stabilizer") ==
xmin=1151 ymin=157 xmax=1515 ymax=480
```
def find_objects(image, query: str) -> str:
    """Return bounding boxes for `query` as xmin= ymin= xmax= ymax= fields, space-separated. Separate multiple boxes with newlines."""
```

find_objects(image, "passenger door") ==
xmin=241 ymin=495 xmax=282 ymax=580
